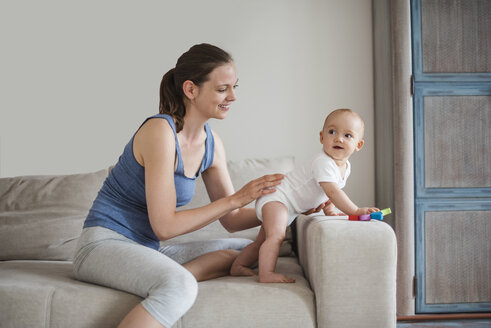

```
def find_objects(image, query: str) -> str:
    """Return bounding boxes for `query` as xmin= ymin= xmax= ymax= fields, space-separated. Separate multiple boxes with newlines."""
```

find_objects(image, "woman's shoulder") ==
xmin=134 ymin=116 xmax=177 ymax=158
xmin=209 ymin=128 xmax=221 ymax=144
xmin=139 ymin=116 xmax=175 ymax=137
xmin=140 ymin=114 xmax=176 ymax=132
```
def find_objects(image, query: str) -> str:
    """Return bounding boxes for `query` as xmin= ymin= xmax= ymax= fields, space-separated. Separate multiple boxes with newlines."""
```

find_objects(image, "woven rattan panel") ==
xmin=425 ymin=210 xmax=491 ymax=304
xmin=421 ymin=0 xmax=490 ymax=73
xmin=424 ymin=95 xmax=491 ymax=188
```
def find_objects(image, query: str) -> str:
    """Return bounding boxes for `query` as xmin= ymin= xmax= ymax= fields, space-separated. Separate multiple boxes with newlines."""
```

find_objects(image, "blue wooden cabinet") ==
xmin=411 ymin=0 xmax=491 ymax=314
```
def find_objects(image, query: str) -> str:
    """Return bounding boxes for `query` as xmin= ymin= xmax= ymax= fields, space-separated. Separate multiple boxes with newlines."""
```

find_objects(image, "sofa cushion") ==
xmin=181 ymin=257 xmax=315 ymax=328
xmin=0 ymin=170 xmax=108 ymax=261
xmin=0 ymin=257 xmax=315 ymax=328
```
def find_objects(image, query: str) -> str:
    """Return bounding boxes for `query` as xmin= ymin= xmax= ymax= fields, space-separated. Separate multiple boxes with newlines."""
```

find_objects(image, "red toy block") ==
xmin=348 ymin=215 xmax=359 ymax=221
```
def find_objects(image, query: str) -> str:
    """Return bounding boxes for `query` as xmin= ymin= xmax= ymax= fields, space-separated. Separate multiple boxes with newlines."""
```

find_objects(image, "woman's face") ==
xmin=192 ymin=62 xmax=238 ymax=120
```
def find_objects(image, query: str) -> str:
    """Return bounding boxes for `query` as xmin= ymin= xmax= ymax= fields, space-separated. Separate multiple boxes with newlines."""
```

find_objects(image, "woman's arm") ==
xmin=201 ymin=131 xmax=283 ymax=232
xmin=134 ymin=120 xmax=282 ymax=240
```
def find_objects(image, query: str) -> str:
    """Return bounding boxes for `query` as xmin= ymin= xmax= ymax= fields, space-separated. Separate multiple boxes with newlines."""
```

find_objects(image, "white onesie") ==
xmin=255 ymin=151 xmax=350 ymax=225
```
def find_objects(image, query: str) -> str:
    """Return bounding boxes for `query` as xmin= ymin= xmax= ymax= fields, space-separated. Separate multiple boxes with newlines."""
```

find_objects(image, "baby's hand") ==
xmin=355 ymin=207 xmax=380 ymax=215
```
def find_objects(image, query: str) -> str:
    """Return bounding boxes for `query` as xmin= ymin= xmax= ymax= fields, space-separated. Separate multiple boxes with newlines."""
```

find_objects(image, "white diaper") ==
xmin=255 ymin=191 xmax=298 ymax=226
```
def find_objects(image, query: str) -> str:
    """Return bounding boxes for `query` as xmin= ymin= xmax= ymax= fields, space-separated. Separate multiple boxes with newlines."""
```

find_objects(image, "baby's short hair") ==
xmin=323 ymin=108 xmax=365 ymax=137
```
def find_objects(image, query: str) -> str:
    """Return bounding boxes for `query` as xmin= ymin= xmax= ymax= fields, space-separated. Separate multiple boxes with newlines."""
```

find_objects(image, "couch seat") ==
xmin=0 ymin=257 xmax=315 ymax=328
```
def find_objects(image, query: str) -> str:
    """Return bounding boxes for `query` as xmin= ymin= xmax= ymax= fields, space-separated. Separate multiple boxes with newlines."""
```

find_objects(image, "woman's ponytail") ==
xmin=159 ymin=68 xmax=186 ymax=132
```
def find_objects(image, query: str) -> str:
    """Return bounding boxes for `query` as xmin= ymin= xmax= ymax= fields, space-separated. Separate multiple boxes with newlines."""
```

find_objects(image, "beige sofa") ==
xmin=0 ymin=156 xmax=397 ymax=328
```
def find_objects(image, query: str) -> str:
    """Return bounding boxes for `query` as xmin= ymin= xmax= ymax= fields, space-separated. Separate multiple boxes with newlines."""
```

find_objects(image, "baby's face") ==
xmin=320 ymin=111 xmax=365 ymax=163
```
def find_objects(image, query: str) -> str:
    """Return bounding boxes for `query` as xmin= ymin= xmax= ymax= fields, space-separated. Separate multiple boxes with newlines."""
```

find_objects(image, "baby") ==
xmin=230 ymin=108 xmax=379 ymax=283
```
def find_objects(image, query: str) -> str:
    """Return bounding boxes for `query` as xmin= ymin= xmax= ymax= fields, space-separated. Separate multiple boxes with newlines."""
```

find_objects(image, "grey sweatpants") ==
xmin=73 ymin=226 xmax=251 ymax=327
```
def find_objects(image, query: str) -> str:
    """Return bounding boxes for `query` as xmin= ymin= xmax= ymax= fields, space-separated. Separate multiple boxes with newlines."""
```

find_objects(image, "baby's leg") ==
xmin=259 ymin=201 xmax=295 ymax=283
xmin=230 ymin=227 xmax=266 ymax=277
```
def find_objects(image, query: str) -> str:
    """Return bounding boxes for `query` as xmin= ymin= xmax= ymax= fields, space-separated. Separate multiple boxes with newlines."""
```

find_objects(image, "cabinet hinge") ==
xmin=413 ymin=276 xmax=417 ymax=298
xmin=410 ymin=75 xmax=415 ymax=96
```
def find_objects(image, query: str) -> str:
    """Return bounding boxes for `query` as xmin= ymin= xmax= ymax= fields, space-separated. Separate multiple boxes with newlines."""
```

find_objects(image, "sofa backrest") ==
xmin=0 ymin=169 xmax=108 ymax=261
xmin=0 ymin=156 xmax=295 ymax=261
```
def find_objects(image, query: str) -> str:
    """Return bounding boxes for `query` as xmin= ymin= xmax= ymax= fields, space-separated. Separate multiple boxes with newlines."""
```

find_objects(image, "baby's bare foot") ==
xmin=230 ymin=264 xmax=257 ymax=277
xmin=259 ymin=272 xmax=295 ymax=283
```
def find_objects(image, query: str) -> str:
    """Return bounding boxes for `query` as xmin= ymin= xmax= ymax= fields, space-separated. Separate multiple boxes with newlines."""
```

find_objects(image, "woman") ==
xmin=73 ymin=43 xmax=284 ymax=328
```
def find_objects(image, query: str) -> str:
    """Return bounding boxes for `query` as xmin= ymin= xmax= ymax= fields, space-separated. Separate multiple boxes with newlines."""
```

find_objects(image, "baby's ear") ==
xmin=355 ymin=139 xmax=365 ymax=151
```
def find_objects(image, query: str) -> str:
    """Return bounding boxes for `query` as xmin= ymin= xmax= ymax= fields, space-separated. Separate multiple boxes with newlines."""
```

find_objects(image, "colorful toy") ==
xmin=348 ymin=208 xmax=391 ymax=221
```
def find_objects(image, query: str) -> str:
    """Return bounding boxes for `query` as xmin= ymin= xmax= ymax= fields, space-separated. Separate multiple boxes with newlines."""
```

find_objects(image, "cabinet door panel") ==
xmin=425 ymin=210 xmax=491 ymax=304
xmin=415 ymin=202 xmax=491 ymax=313
xmin=412 ymin=0 xmax=491 ymax=82
xmin=424 ymin=95 xmax=491 ymax=188
xmin=413 ymin=85 xmax=491 ymax=198
xmin=421 ymin=0 xmax=491 ymax=74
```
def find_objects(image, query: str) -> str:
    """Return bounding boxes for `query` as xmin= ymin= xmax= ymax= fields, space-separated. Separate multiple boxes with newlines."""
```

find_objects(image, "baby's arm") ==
xmin=319 ymin=182 xmax=379 ymax=215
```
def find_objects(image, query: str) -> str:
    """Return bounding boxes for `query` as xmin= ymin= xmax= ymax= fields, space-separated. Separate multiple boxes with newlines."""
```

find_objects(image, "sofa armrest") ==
xmin=296 ymin=214 xmax=397 ymax=328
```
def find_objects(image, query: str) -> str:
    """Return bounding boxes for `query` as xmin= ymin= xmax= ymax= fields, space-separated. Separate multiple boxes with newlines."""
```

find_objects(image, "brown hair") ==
xmin=159 ymin=43 xmax=233 ymax=132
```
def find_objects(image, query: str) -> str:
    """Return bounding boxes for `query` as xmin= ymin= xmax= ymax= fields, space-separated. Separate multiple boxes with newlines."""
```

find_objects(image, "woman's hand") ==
xmin=301 ymin=200 xmax=346 ymax=216
xmin=231 ymin=174 xmax=285 ymax=208
xmin=302 ymin=201 xmax=329 ymax=215
xmin=322 ymin=200 xmax=346 ymax=216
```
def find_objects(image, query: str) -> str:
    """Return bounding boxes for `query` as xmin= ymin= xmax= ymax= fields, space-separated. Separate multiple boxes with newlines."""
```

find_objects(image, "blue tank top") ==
xmin=83 ymin=114 xmax=215 ymax=249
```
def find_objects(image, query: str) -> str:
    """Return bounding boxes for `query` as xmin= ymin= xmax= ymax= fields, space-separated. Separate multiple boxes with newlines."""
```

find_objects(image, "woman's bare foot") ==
xmin=259 ymin=272 xmax=295 ymax=283
xmin=230 ymin=264 xmax=257 ymax=277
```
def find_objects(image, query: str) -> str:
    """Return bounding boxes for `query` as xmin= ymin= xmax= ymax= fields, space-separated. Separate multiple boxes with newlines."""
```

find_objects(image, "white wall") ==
xmin=0 ymin=0 xmax=375 ymax=206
